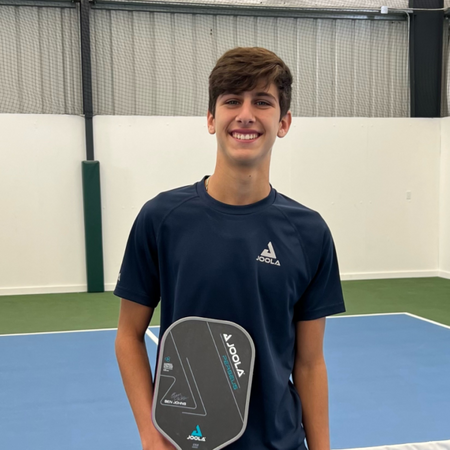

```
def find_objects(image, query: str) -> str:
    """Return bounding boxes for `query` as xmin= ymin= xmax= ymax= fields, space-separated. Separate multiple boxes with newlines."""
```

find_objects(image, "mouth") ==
xmin=229 ymin=132 xmax=262 ymax=143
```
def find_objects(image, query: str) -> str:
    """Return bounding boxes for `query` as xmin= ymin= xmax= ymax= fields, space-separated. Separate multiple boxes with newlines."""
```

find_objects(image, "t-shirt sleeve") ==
xmin=113 ymin=203 xmax=161 ymax=308
xmin=294 ymin=224 xmax=345 ymax=321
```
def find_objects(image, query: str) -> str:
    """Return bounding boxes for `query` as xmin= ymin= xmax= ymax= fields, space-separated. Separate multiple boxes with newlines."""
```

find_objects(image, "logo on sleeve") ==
xmin=256 ymin=242 xmax=281 ymax=266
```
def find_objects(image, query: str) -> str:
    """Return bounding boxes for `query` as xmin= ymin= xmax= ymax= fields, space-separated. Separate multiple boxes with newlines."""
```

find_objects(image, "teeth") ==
xmin=232 ymin=133 xmax=259 ymax=140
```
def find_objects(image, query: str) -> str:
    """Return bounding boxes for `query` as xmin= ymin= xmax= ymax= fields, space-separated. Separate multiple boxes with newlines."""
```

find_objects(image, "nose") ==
xmin=235 ymin=99 xmax=255 ymax=124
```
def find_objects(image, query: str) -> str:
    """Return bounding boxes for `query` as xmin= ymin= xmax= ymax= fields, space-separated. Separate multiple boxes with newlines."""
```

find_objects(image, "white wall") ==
xmin=279 ymin=119 xmax=441 ymax=281
xmin=95 ymin=116 xmax=441 ymax=290
xmin=94 ymin=116 xmax=216 ymax=293
xmin=440 ymin=118 xmax=450 ymax=278
xmin=0 ymin=115 xmax=445 ymax=295
xmin=0 ymin=115 xmax=86 ymax=295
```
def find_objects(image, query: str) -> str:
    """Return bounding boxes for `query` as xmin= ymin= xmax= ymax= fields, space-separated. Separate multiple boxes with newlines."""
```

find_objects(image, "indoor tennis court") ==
xmin=1 ymin=0 xmax=450 ymax=449
xmin=1 ymin=281 xmax=449 ymax=449
xmin=1 ymin=310 xmax=449 ymax=449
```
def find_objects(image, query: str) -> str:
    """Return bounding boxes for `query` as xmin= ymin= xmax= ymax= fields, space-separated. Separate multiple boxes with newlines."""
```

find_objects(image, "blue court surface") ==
xmin=1 ymin=313 xmax=449 ymax=450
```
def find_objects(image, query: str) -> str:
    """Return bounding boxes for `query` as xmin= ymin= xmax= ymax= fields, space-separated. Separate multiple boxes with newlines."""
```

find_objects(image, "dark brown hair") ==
xmin=208 ymin=47 xmax=293 ymax=121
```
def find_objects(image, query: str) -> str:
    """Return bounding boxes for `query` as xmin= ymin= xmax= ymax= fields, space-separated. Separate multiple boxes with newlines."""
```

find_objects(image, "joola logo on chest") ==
xmin=256 ymin=242 xmax=281 ymax=266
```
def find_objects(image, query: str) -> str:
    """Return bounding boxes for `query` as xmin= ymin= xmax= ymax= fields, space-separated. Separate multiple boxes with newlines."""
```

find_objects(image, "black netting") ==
xmin=1 ymin=0 xmax=447 ymax=117
xmin=0 ymin=4 xmax=83 ymax=115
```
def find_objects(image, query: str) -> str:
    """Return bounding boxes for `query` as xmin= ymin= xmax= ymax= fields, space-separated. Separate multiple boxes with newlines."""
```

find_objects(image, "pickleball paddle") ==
xmin=152 ymin=317 xmax=255 ymax=450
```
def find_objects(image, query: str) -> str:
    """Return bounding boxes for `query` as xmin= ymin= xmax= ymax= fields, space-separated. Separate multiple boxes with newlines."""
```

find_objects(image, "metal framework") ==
xmin=0 ymin=0 xmax=411 ymax=20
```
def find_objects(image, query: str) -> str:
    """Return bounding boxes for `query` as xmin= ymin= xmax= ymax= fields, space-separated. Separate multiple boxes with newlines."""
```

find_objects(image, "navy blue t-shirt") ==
xmin=114 ymin=176 xmax=345 ymax=450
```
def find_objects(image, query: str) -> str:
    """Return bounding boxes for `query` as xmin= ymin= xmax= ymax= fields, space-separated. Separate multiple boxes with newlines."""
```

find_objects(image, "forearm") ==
xmin=115 ymin=334 xmax=163 ymax=448
xmin=293 ymin=358 xmax=330 ymax=450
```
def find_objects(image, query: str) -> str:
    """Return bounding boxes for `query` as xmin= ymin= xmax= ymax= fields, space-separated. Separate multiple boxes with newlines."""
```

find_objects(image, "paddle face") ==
xmin=152 ymin=317 xmax=255 ymax=450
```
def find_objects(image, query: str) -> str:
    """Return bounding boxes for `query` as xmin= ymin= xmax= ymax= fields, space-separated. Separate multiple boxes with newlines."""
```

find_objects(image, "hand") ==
xmin=142 ymin=433 xmax=177 ymax=450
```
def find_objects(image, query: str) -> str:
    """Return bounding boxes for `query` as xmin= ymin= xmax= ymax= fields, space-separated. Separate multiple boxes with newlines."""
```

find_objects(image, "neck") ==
xmin=206 ymin=165 xmax=271 ymax=205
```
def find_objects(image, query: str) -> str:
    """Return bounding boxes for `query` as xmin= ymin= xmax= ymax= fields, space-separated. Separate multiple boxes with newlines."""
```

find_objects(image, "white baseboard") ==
xmin=0 ymin=284 xmax=87 ymax=296
xmin=0 ymin=283 xmax=119 ymax=296
xmin=1 ymin=272 xmax=448 ymax=296
xmin=340 ymin=270 xmax=440 ymax=281
xmin=105 ymin=283 xmax=116 ymax=292
xmin=438 ymin=270 xmax=450 ymax=279
xmin=0 ymin=283 xmax=117 ymax=296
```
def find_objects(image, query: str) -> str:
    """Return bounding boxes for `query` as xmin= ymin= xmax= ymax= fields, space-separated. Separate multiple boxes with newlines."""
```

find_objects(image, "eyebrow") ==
xmin=223 ymin=92 xmax=277 ymax=101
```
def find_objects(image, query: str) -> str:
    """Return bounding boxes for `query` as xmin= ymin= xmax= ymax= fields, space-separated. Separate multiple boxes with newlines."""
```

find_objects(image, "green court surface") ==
xmin=0 ymin=277 xmax=449 ymax=335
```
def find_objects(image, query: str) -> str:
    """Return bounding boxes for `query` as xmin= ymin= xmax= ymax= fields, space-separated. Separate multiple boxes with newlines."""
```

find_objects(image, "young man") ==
xmin=114 ymin=47 xmax=345 ymax=450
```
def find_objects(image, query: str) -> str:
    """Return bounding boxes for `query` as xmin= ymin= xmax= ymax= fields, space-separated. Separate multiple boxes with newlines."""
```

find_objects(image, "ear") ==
xmin=207 ymin=110 xmax=216 ymax=134
xmin=277 ymin=110 xmax=292 ymax=138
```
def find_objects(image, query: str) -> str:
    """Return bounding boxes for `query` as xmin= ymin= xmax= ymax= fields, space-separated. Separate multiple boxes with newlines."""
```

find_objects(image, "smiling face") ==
xmin=207 ymin=82 xmax=292 ymax=170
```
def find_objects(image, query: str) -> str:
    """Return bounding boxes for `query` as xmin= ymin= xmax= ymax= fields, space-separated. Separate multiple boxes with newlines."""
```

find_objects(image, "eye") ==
xmin=224 ymin=100 xmax=271 ymax=106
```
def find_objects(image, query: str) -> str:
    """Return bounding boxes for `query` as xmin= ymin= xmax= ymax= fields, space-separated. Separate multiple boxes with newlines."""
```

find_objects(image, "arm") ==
xmin=293 ymin=318 xmax=330 ymax=450
xmin=115 ymin=298 xmax=175 ymax=450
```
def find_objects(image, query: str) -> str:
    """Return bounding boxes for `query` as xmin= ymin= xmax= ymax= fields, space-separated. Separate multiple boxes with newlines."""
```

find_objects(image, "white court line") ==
xmin=403 ymin=312 xmax=450 ymax=330
xmin=0 ymin=315 xmax=395 ymax=337
xmin=336 ymin=438 xmax=450 ymax=450
xmin=0 ymin=327 xmax=117 ymax=337
xmin=2 ymin=312 xmax=450 ymax=338
xmin=145 ymin=328 xmax=159 ymax=345
xmin=141 ymin=313 xmax=419 ymax=345
xmin=329 ymin=312 xmax=407 ymax=319
xmin=0 ymin=326 xmax=159 ymax=338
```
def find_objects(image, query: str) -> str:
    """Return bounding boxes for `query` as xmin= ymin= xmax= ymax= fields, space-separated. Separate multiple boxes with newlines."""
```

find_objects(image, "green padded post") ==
xmin=82 ymin=161 xmax=104 ymax=292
